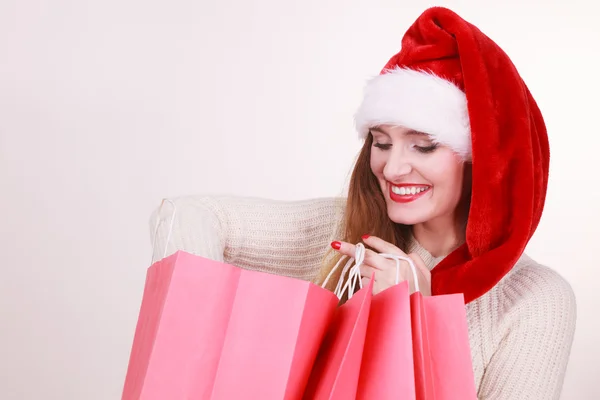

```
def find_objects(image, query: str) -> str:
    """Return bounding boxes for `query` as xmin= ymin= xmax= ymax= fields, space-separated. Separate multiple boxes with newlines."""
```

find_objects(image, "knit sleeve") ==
xmin=149 ymin=195 xmax=345 ymax=280
xmin=477 ymin=262 xmax=577 ymax=400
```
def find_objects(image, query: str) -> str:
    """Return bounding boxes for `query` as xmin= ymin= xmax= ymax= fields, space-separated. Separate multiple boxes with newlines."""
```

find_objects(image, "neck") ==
xmin=411 ymin=214 xmax=465 ymax=258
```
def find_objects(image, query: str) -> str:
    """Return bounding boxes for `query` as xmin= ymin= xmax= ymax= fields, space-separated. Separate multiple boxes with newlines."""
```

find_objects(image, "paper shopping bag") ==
xmin=355 ymin=280 xmax=416 ymax=399
xmin=121 ymin=250 xmax=338 ymax=400
xmin=411 ymin=292 xmax=478 ymax=400
xmin=302 ymin=278 xmax=374 ymax=400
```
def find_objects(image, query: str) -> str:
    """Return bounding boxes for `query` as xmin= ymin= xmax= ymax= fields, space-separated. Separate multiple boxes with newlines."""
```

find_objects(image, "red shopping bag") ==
xmin=411 ymin=292 xmax=477 ymax=400
xmin=302 ymin=278 xmax=374 ymax=400
xmin=356 ymin=251 xmax=475 ymax=400
xmin=355 ymin=280 xmax=416 ymax=399
xmin=121 ymin=250 xmax=338 ymax=400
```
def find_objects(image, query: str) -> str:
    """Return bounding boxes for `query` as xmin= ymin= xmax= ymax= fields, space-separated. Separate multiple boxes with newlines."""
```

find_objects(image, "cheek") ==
xmin=369 ymin=150 xmax=386 ymax=176
xmin=426 ymin=154 xmax=465 ymax=192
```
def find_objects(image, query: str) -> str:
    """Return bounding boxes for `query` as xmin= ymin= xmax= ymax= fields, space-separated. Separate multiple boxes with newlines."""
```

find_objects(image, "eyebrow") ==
xmin=369 ymin=126 xmax=428 ymax=136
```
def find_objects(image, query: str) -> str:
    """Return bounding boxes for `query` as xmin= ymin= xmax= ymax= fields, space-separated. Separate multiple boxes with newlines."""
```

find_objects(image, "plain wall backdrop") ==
xmin=1 ymin=0 xmax=597 ymax=398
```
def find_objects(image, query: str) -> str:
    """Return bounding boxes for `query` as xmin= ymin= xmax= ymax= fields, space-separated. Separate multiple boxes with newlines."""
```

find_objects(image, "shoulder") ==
xmin=493 ymin=253 xmax=577 ymax=330
xmin=502 ymin=253 xmax=576 ymax=305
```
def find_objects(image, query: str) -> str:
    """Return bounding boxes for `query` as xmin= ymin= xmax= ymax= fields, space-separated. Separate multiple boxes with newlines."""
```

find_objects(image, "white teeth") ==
xmin=391 ymin=186 xmax=429 ymax=195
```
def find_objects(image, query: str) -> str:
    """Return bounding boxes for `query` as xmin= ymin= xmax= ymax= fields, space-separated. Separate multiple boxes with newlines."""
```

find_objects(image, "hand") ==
xmin=332 ymin=235 xmax=431 ymax=296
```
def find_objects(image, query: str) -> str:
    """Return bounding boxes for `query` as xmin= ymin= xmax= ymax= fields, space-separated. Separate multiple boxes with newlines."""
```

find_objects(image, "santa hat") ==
xmin=354 ymin=7 xmax=550 ymax=303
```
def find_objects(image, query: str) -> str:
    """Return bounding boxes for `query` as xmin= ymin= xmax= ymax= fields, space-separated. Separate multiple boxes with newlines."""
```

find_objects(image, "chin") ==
xmin=385 ymin=203 xmax=430 ymax=226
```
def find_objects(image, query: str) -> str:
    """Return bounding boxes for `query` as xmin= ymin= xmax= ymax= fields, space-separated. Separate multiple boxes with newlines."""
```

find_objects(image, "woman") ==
xmin=313 ymin=7 xmax=576 ymax=398
xmin=152 ymin=7 xmax=576 ymax=399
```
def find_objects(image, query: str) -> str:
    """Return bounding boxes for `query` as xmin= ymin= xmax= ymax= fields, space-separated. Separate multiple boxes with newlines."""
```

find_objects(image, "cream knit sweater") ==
xmin=150 ymin=195 xmax=577 ymax=400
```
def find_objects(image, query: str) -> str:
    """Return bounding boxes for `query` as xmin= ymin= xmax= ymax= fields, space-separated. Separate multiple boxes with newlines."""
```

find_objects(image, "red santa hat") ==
xmin=354 ymin=7 xmax=550 ymax=303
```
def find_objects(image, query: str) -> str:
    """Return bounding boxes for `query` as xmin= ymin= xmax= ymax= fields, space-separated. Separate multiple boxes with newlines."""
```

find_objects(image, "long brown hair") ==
xmin=314 ymin=133 xmax=412 ymax=293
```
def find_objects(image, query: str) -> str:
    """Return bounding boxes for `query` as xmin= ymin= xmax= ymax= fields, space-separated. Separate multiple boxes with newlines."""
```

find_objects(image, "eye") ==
xmin=414 ymin=144 xmax=439 ymax=153
xmin=373 ymin=142 xmax=392 ymax=150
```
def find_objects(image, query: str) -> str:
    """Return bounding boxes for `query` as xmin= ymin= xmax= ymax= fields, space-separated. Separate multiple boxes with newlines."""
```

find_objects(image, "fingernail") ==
xmin=331 ymin=241 xmax=341 ymax=250
xmin=361 ymin=234 xmax=370 ymax=240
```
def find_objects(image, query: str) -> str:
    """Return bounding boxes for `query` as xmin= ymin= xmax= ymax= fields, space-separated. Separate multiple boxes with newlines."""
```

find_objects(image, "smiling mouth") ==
xmin=391 ymin=185 xmax=430 ymax=196
xmin=388 ymin=184 xmax=431 ymax=203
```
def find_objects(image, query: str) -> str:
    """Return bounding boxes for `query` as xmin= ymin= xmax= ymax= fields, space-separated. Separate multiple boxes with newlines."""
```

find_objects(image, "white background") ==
xmin=1 ymin=0 xmax=597 ymax=399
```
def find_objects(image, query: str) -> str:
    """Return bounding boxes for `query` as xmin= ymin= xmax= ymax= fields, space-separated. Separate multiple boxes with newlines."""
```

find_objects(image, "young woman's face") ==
xmin=369 ymin=125 xmax=466 ymax=226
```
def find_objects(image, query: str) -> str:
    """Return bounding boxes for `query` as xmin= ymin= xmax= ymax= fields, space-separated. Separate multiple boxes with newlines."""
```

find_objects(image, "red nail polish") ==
xmin=331 ymin=241 xmax=341 ymax=250
xmin=362 ymin=234 xmax=370 ymax=240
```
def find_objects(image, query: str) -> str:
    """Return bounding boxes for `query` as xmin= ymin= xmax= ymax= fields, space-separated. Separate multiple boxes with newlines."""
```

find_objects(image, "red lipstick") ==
xmin=388 ymin=183 xmax=431 ymax=203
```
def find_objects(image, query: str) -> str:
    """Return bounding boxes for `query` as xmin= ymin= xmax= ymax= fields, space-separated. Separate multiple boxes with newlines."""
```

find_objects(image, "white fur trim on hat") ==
xmin=354 ymin=67 xmax=472 ymax=160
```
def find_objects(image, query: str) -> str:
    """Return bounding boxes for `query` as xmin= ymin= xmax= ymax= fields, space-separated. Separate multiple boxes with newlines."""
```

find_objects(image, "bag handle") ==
xmin=321 ymin=243 xmax=420 ymax=298
xmin=378 ymin=253 xmax=420 ymax=293
xmin=321 ymin=243 xmax=366 ymax=300
xmin=150 ymin=198 xmax=177 ymax=263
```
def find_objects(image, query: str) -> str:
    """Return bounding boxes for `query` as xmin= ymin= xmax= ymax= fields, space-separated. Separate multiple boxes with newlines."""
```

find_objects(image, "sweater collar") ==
xmin=406 ymin=234 xmax=447 ymax=271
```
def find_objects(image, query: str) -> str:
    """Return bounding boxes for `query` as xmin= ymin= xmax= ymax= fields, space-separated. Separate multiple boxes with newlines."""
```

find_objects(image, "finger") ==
xmin=362 ymin=235 xmax=406 ymax=256
xmin=333 ymin=241 xmax=386 ymax=271
xmin=362 ymin=248 xmax=398 ymax=271
xmin=359 ymin=265 xmax=378 ymax=279
xmin=361 ymin=277 xmax=371 ymax=288
xmin=332 ymin=241 xmax=357 ymax=260
xmin=333 ymin=240 xmax=399 ymax=272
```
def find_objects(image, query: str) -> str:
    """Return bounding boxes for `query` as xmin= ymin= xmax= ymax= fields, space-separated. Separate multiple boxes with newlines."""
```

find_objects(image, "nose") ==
xmin=382 ymin=149 xmax=412 ymax=182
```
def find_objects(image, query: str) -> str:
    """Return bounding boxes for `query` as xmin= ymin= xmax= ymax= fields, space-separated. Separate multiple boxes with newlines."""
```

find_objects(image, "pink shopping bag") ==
xmin=302 ymin=278 xmax=374 ymax=400
xmin=121 ymin=250 xmax=338 ymax=400
xmin=411 ymin=291 xmax=478 ymax=400
xmin=355 ymin=280 xmax=416 ymax=399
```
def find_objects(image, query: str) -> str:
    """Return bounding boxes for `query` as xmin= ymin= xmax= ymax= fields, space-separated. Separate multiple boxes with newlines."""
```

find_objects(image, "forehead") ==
xmin=369 ymin=125 xmax=430 ymax=138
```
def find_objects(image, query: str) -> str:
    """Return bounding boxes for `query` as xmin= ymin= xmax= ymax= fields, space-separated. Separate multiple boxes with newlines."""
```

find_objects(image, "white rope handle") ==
xmin=321 ymin=243 xmax=366 ymax=300
xmin=378 ymin=253 xmax=420 ymax=293
xmin=321 ymin=243 xmax=421 ymax=297
xmin=334 ymin=244 xmax=365 ymax=300
xmin=150 ymin=198 xmax=177 ymax=263
xmin=339 ymin=244 xmax=366 ymax=300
